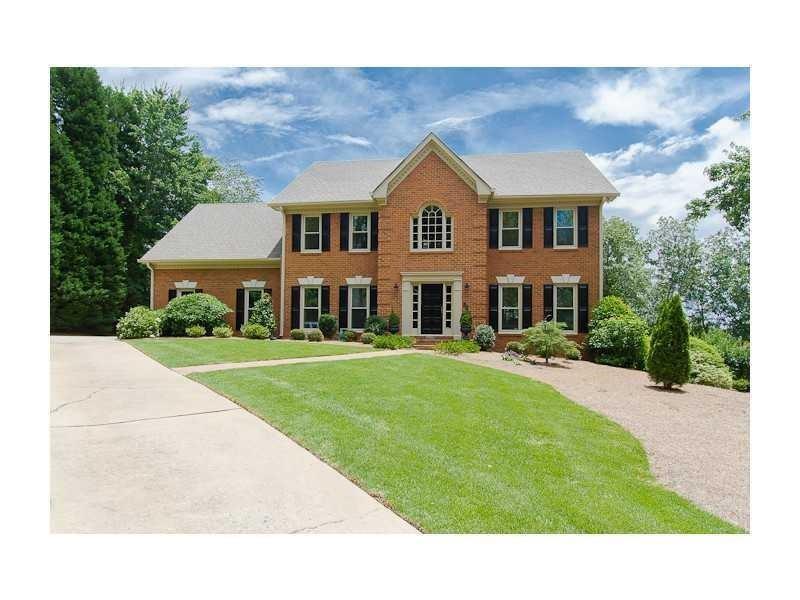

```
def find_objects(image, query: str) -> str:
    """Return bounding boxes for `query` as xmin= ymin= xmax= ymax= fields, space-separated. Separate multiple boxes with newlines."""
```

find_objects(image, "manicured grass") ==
xmin=128 ymin=337 xmax=375 ymax=368
xmin=191 ymin=354 xmax=740 ymax=533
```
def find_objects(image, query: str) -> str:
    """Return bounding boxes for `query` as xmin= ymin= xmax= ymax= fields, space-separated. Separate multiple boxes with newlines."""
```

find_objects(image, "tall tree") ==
xmin=700 ymin=228 xmax=750 ymax=339
xmin=602 ymin=217 xmax=652 ymax=316
xmin=110 ymin=86 xmax=218 ymax=308
xmin=50 ymin=68 xmax=126 ymax=331
xmin=208 ymin=161 xmax=262 ymax=203
xmin=687 ymin=112 xmax=750 ymax=232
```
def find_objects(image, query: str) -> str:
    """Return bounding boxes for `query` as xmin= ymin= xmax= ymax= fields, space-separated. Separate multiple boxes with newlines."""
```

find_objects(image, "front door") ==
xmin=420 ymin=284 xmax=443 ymax=334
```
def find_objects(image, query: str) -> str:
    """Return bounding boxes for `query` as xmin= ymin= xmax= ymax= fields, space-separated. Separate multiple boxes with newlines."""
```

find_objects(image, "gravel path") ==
xmin=455 ymin=352 xmax=750 ymax=529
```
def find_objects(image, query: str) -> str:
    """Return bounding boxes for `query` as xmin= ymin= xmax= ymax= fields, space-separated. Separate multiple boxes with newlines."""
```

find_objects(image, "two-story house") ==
xmin=140 ymin=133 xmax=619 ymax=348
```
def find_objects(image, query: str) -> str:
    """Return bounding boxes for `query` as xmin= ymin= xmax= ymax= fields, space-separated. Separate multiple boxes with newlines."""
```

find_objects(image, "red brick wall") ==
xmin=153 ymin=267 xmax=281 ymax=330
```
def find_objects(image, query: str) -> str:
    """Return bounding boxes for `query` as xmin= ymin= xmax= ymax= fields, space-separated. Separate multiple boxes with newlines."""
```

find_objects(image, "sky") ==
xmin=99 ymin=67 xmax=750 ymax=236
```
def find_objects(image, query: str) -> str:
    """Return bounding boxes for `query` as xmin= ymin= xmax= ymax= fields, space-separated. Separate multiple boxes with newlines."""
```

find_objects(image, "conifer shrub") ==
xmin=247 ymin=296 xmax=276 ymax=336
xmin=318 ymin=313 xmax=338 ymax=339
xmin=646 ymin=294 xmax=690 ymax=389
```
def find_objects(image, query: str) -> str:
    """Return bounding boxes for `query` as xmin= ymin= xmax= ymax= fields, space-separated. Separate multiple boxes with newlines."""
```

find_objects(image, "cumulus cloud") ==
xmin=99 ymin=67 xmax=287 ymax=93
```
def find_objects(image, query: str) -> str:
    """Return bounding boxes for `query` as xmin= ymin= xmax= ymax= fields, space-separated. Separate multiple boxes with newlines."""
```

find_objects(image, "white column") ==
xmin=401 ymin=281 xmax=413 ymax=335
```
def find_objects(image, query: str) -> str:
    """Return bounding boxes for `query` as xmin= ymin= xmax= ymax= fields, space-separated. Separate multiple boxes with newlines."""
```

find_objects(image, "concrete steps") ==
xmin=411 ymin=336 xmax=455 ymax=349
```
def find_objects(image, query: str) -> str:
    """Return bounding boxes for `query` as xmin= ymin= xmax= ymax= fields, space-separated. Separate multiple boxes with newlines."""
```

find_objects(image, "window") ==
xmin=176 ymin=289 xmax=196 ymax=298
xmin=349 ymin=286 xmax=369 ymax=329
xmin=350 ymin=214 xmax=369 ymax=251
xmin=500 ymin=285 xmax=522 ymax=331
xmin=555 ymin=208 xmax=577 ymax=247
xmin=301 ymin=286 xmax=320 ymax=328
xmin=412 ymin=284 xmax=420 ymax=329
xmin=500 ymin=209 xmax=521 ymax=249
xmin=302 ymin=215 xmax=321 ymax=252
xmin=444 ymin=285 xmax=453 ymax=329
xmin=244 ymin=288 xmax=264 ymax=324
xmin=411 ymin=204 xmax=452 ymax=250
xmin=554 ymin=285 xmax=577 ymax=333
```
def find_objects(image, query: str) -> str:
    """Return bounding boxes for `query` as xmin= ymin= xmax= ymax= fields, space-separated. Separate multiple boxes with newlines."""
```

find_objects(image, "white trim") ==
xmin=345 ymin=275 xmax=372 ymax=286
xmin=599 ymin=203 xmax=604 ymax=301
xmin=347 ymin=285 xmax=370 ymax=331
xmin=242 ymin=279 xmax=266 ymax=289
xmin=496 ymin=274 xmax=525 ymax=284
xmin=297 ymin=276 xmax=324 ymax=286
xmin=301 ymin=214 xmax=322 ymax=253
xmin=300 ymin=285 xmax=321 ymax=329
xmin=279 ymin=208 xmax=286 ymax=337
xmin=554 ymin=206 xmax=578 ymax=249
xmin=550 ymin=274 xmax=581 ymax=284
xmin=349 ymin=212 xmax=371 ymax=253
xmin=146 ymin=263 xmax=154 ymax=309
xmin=400 ymin=272 xmax=462 ymax=338
xmin=498 ymin=284 xmax=523 ymax=333
xmin=244 ymin=287 xmax=265 ymax=325
xmin=174 ymin=280 xmax=197 ymax=290
xmin=499 ymin=208 xmax=522 ymax=250
xmin=553 ymin=284 xmax=578 ymax=334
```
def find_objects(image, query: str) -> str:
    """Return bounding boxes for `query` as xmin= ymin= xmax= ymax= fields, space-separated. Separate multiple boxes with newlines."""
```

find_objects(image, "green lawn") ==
xmin=191 ymin=354 xmax=740 ymax=533
xmin=127 ymin=337 xmax=375 ymax=368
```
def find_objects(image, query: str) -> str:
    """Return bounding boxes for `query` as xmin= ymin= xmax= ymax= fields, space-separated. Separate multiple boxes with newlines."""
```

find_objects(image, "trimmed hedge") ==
xmin=372 ymin=334 xmax=414 ymax=350
xmin=434 ymin=340 xmax=480 ymax=354
xmin=306 ymin=328 xmax=324 ymax=342
xmin=361 ymin=332 xmax=376 ymax=344
xmin=243 ymin=323 xmax=269 ymax=339
xmin=212 ymin=325 xmax=233 ymax=338
xmin=289 ymin=328 xmax=306 ymax=340
xmin=318 ymin=313 xmax=338 ymax=339
xmin=162 ymin=293 xmax=231 ymax=336
xmin=185 ymin=325 xmax=205 ymax=337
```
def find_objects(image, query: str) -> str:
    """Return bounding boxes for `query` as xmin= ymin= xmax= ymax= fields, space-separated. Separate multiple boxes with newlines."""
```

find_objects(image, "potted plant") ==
xmin=460 ymin=305 xmax=473 ymax=338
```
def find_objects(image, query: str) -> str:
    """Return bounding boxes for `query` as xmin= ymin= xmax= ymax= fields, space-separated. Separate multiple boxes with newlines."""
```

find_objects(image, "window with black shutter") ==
xmin=321 ymin=213 xmax=330 ymax=251
xmin=168 ymin=289 xmax=177 ymax=301
xmin=370 ymin=212 xmax=379 ymax=251
xmin=290 ymin=286 xmax=301 ymax=329
xmin=543 ymin=284 xmax=554 ymax=321
xmin=339 ymin=213 xmax=349 ymax=251
xmin=488 ymin=209 xmax=499 ymax=248
xmin=369 ymin=286 xmax=378 ymax=316
xmin=522 ymin=284 xmax=533 ymax=328
xmin=489 ymin=284 xmax=499 ymax=331
xmin=578 ymin=284 xmax=589 ymax=333
xmin=235 ymin=288 xmax=245 ymax=331
xmin=338 ymin=286 xmax=348 ymax=328
xmin=543 ymin=208 xmax=554 ymax=248
xmin=578 ymin=206 xmax=589 ymax=247
xmin=291 ymin=214 xmax=302 ymax=252
xmin=522 ymin=208 xmax=533 ymax=248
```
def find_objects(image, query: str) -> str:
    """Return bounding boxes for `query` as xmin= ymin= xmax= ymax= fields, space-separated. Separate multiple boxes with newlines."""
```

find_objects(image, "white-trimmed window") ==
xmin=348 ymin=286 xmax=369 ymax=330
xmin=500 ymin=209 xmax=522 ymax=249
xmin=350 ymin=214 xmax=370 ymax=251
xmin=499 ymin=285 xmax=522 ymax=332
xmin=554 ymin=285 xmax=577 ymax=333
xmin=244 ymin=288 xmax=264 ymax=324
xmin=302 ymin=215 xmax=321 ymax=252
xmin=411 ymin=204 xmax=452 ymax=250
xmin=301 ymin=286 xmax=321 ymax=328
xmin=555 ymin=207 xmax=577 ymax=248
xmin=176 ymin=289 xmax=197 ymax=298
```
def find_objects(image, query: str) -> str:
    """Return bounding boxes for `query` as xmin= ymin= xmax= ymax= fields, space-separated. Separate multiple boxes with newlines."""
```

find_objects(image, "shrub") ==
xmin=692 ymin=362 xmax=733 ymax=389
xmin=162 ymin=293 xmax=231 ymax=336
xmin=339 ymin=329 xmax=358 ymax=342
xmin=116 ymin=306 xmax=162 ymax=339
xmin=318 ymin=313 xmax=338 ymax=339
xmin=212 ymin=325 xmax=233 ymax=338
xmin=372 ymin=334 xmax=414 ymax=350
xmin=361 ymin=332 xmax=376 ymax=344
xmin=242 ymin=323 xmax=269 ymax=339
xmin=587 ymin=314 xmax=649 ymax=369
xmin=522 ymin=320 xmax=578 ymax=364
xmin=387 ymin=312 xmax=401 ymax=334
xmin=185 ymin=325 xmax=205 ymax=337
xmin=702 ymin=327 xmax=750 ymax=380
xmin=647 ymin=294 xmax=690 ymax=389
xmin=505 ymin=340 xmax=526 ymax=355
xmin=289 ymin=328 xmax=306 ymax=340
xmin=589 ymin=296 xmax=636 ymax=327
xmin=434 ymin=340 xmax=480 ymax=354
xmin=474 ymin=324 xmax=496 ymax=350
xmin=733 ymin=378 xmax=750 ymax=392
xmin=460 ymin=306 xmax=474 ymax=338
xmin=306 ymin=328 xmax=324 ymax=342
xmin=565 ymin=345 xmax=582 ymax=360
xmin=365 ymin=315 xmax=388 ymax=335
xmin=247 ymin=296 xmax=276 ymax=335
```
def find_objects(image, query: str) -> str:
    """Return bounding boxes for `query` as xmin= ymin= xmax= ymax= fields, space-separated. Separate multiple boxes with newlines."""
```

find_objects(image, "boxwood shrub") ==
xmin=289 ymin=328 xmax=306 ymax=340
xmin=318 ymin=313 xmax=338 ymax=338
xmin=116 ymin=306 xmax=162 ymax=339
xmin=434 ymin=340 xmax=480 ymax=354
xmin=162 ymin=293 xmax=231 ymax=336
xmin=360 ymin=332 xmax=376 ymax=344
xmin=185 ymin=325 xmax=205 ymax=337
xmin=212 ymin=325 xmax=233 ymax=338
xmin=372 ymin=334 xmax=414 ymax=350
xmin=243 ymin=323 xmax=269 ymax=339
xmin=689 ymin=336 xmax=734 ymax=388
xmin=306 ymin=328 xmax=324 ymax=342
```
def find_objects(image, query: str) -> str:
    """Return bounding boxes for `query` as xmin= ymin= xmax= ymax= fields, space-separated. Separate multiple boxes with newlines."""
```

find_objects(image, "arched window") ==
xmin=411 ymin=204 xmax=452 ymax=250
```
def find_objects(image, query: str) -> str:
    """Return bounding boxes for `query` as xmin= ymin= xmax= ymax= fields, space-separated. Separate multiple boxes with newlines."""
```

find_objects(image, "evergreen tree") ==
xmin=647 ymin=294 xmax=691 ymax=389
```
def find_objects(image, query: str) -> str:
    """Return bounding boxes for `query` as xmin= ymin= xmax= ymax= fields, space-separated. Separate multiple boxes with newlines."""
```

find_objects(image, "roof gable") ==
xmin=371 ymin=132 xmax=494 ymax=203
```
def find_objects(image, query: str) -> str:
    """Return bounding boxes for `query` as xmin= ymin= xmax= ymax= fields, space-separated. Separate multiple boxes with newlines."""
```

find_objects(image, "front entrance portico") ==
xmin=400 ymin=271 xmax=462 ymax=338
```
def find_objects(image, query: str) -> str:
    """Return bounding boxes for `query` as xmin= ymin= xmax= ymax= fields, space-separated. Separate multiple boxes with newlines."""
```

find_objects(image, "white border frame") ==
xmin=554 ymin=206 xmax=578 ymax=249
xmin=410 ymin=204 xmax=454 ymax=253
xmin=349 ymin=213 xmax=371 ymax=253
xmin=347 ymin=285 xmax=370 ymax=331
xmin=300 ymin=285 xmax=321 ymax=329
xmin=498 ymin=284 xmax=523 ymax=333
xmin=301 ymin=214 xmax=322 ymax=253
xmin=499 ymin=208 xmax=522 ymax=250
xmin=553 ymin=283 xmax=578 ymax=334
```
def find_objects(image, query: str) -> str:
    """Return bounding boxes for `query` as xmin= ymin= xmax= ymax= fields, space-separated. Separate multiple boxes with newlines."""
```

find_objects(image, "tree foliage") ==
xmin=647 ymin=294 xmax=690 ymax=389
xmin=208 ymin=161 xmax=262 ymax=203
xmin=522 ymin=320 xmax=578 ymax=364
xmin=602 ymin=217 xmax=651 ymax=315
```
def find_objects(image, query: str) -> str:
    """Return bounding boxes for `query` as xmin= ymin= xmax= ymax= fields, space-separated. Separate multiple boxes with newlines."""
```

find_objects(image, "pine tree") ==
xmin=647 ymin=294 xmax=691 ymax=389
xmin=50 ymin=68 xmax=126 ymax=331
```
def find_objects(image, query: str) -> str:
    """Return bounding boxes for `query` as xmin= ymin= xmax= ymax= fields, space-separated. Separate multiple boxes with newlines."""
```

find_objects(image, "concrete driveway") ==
xmin=50 ymin=336 xmax=417 ymax=533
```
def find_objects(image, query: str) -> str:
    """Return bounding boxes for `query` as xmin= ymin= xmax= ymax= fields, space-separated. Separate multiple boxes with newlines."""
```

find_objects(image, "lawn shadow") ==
xmin=645 ymin=385 xmax=688 ymax=394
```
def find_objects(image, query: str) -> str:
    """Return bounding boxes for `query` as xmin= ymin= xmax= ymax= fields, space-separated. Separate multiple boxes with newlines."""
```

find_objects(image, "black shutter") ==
xmin=339 ymin=213 xmax=349 ymax=251
xmin=578 ymin=284 xmax=589 ymax=333
xmin=578 ymin=206 xmax=589 ymax=247
xmin=291 ymin=214 xmax=301 ymax=252
xmin=265 ymin=288 xmax=272 ymax=298
xmin=544 ymin=208 xmax=554 ymax=248
xmin=369 ymin=285 xmax=378 ymax=316
xmin=235 ymin=288 xmax=245 ymax=330
xmin=168 ymin=289 xmax=177 ymax=301
xmin=522 ymin=284 xmax=533 ymax=328
xmin=339 ymin=286 xmax=349 ymax=328
xmin=195 ymin=289 xmax=203 ymax=294
xmin=321 ymin=213 xmax=330 ymax=251
xmin=488 ymin=209 xmax=499 ymax=249
xmin=489 ymin=284 xmax=499 ymax=331
xmin=522 ymin=208 xmax=533 ymax=248
xmin=370 ymin=211 xmax=379 ymax=251
xmin=543 ymin=284 xmax=554 ymax=322
xmin=291 ymin=286 xmax=300 ymax=329
xmin=321 ymin=286 xmax=330 ymax=315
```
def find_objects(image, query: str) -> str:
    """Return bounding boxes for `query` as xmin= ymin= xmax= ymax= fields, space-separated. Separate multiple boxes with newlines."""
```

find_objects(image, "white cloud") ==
xmin=247 ymin=144 xmax=336 ymax=163
xmin=326 ymin=134 xmax=372 ymax=147
xmin=98 ymin=67 xmax=286 ymax=93
xmin=575 ymin=69 xmax=748 ymax=131
xmin=426 ymin=115 xmax=483 ymax=131
xmin=198 ymin=94 xmax=312 ymax=129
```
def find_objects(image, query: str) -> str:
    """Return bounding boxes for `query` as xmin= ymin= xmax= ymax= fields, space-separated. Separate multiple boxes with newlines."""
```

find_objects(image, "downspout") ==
xmin=279 ymin=207 xmax=286 ymax=338
xmin=147 ymin=262 xmax=155 ymax=309
xmin=598 ymin=199 xmax=605 ymax=301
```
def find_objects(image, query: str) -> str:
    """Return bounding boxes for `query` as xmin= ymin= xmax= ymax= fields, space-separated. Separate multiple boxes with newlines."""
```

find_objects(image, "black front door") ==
xmin=421 ymin=284 xmax=443 ymax=334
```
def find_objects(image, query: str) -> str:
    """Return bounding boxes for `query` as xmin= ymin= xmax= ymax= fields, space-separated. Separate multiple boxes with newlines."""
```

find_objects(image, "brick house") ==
xmin=140 ymin=133 xmax=619 ymax=348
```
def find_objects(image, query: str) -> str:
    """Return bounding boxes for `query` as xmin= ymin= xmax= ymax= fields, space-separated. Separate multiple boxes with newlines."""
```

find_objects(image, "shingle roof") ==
xmin=270 ymin=150 xmax=618 ymax=205
xmin=139 ymin=203 xmax=282 ymax=262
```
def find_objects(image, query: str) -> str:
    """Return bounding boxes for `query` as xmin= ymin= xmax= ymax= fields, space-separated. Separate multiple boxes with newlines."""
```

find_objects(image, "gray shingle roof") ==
xmin=270 ymin=150 xmax=618 ymax=205
xmin=139 ymin=203 xmax=282 ymax=262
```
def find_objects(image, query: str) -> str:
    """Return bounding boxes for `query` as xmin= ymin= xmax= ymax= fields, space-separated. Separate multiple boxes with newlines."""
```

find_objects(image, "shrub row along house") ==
xmin=139 ymin=133 xmax=619 ymax=348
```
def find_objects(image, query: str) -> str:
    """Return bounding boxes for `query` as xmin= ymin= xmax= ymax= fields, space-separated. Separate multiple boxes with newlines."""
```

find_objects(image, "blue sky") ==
xmin=99 ymin=67 xmax=749 ymax=235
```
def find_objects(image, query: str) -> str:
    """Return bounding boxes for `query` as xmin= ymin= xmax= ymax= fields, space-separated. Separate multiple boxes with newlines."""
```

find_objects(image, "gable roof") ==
xmin=138 ymin=203 xmax=282 ymax=263
xmin=270 ymin=142 xmax=618 ymax=207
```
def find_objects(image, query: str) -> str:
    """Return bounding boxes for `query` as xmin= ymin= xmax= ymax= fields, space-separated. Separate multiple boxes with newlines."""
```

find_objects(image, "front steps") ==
xmin=411 ymin=336 xmax=455 ymax=350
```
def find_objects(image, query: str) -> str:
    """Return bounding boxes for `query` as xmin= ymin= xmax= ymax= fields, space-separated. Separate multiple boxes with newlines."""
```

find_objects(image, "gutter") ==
xmin=146 ymin=262 xmax=155 ymax=309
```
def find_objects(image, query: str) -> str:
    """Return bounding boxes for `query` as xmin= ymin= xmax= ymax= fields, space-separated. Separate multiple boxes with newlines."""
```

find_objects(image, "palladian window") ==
xmin=411 ymin=204 xmax=452 ymax=250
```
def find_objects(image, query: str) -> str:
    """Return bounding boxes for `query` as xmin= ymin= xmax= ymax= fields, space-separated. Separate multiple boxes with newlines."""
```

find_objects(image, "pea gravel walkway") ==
xmin=455 ymin=352 xmax=750 ymax=529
